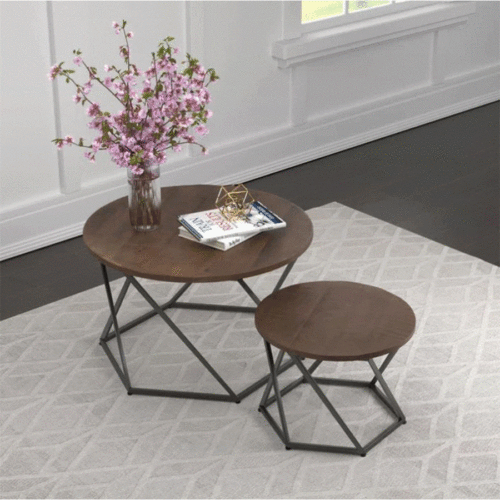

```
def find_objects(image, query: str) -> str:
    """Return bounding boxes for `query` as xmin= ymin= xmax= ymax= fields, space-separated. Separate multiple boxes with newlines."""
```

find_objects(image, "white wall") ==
xmin=1 ymin=1 xmax=499 ymax=260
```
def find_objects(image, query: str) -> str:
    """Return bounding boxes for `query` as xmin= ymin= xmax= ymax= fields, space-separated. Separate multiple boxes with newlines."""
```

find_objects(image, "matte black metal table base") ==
xmin=99 ymin=262 xmax=295 ymax=403
xmin=259 ymin=343 xmax=406 ymax=455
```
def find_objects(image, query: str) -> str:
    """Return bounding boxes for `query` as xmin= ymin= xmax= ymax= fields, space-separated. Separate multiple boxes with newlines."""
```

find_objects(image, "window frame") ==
xmin=301 ymin=1 xmax=431 ymax=34
xmin=273 ymin=1 xmax=476 ymax=68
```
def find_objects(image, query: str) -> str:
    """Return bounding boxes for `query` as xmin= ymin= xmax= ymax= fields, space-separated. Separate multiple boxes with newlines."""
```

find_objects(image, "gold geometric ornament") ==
xmin=215 ymin=184 xmax=255 ymax=221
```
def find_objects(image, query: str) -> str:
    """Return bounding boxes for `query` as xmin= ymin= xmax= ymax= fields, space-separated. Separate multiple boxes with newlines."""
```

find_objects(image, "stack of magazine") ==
xmin=177 ymin=200 xmax=286 ymax=251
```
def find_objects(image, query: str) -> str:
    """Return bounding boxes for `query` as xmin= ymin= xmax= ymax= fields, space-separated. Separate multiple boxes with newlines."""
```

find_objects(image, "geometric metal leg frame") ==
xmin=99 ymin=262 xmax=296 ymax=403
xmin=258 ymin=341 xmax=406 ymax=456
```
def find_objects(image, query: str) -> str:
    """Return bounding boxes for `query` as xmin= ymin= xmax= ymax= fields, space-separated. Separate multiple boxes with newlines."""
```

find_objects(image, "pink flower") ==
xmin=64 ymin=135 xmax=74 ymax=145
xmin=104 ymin=64 xmax=111 ymax=72
xmin=129 ymin=165 xmax=144 ymax=175
xmin=177 ymin=116 xmax=194 ymax=128
xmin=195 ymin=125 xmax=208 ymax=136
xmin=73 ymin=56 xmax=83 ymax=66
xmin=86 ymin=102 xmax=101 ymax=117
xmin=183 ymin=94 xmax=200 ymax=110
xmin=112 ymin=21 xmax=120 ymax=29
xmin=127 ymin=32 xmax=134 ymax=38
xmin=84 ymin=152 xmax=96 ymax=163
xmin=82 ymin=81 xmax=92 ymax=95
xmin=47 ymin=64 xmax=60 ymax=81
xmin=72 ymin=94 xmax=82 ymax=104
xmin=123 ymin=73 xmax=135 ymax=84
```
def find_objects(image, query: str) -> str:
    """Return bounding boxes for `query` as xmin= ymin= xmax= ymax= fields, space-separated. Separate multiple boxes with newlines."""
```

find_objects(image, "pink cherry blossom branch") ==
xmin=50 ymin=20 xmax=218 ymax=169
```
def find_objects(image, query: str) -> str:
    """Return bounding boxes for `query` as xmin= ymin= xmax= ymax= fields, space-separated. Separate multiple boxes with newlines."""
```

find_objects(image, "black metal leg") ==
xmin=101 ymin=277 xmax=132 ymax=342
xmin=97 ymin=262 xmax=297 ymax=402
xmin=261 ymin=356 xmax=322 ymax=408
xmin=127 ymin=275 xmax=240 ymax=401
xmin=368 ymin=356 xmax=406 ymax=421
xmin=258 ymin=349 xmax=406 ymax=455
xmin=291 ymin=355 xmax=365 ymax=454
xmin=272 ymin=262 xmax=295 ymax=293
xmin=259 ymin=349 xmax=285 ymax=407
xmin=260 ymin=342 xmax=291 ymax=445
xmin=102 ymin=281 xmax=193 ymax=342
xmin=236 ymin=261 xmax=296 ymax=306
xmin=237 ymin=279 xmax=261 ymax=305
xmin=100 ymin=264 xmax=131 ymax=391
xmin=368 ymin=351 xmax=395 ymax=386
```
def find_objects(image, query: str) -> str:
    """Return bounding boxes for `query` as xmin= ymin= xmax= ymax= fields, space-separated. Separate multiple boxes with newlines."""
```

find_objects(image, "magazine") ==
xmin=177 ymin=201 xmax=286 ymax=243
xmin=178 ymin=226 xmax=258 ymax=251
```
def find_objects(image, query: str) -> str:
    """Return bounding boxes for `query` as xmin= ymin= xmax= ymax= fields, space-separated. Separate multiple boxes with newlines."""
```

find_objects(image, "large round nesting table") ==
xmin=83 ymin=184 xmax=313 ymax=402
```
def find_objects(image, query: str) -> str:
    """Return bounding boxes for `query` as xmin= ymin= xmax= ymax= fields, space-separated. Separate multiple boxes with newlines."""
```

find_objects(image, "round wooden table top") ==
xmin=255 ymin=281 xmax=416 ymax=361
xmin=83 ymin=184 xmax=313 ymax=283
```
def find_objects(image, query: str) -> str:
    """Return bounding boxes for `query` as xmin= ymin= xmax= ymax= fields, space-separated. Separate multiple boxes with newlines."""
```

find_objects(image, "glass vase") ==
xmin=127 ymin=163 xmax=161 ymax=231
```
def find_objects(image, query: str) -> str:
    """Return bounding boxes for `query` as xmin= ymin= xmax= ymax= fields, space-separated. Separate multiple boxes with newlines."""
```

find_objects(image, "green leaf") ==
xmin=157 ymin=45 xmax=166 ymax=58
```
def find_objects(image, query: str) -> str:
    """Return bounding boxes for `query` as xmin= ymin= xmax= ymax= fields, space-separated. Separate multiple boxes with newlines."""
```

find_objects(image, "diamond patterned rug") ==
xmin=1 ymin=202 xmax=499 ymax=499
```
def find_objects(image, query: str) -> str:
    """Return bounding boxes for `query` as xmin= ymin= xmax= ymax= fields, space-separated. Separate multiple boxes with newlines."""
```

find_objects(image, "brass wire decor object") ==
xmin=216 ymin=184 xmax=255 ymax=221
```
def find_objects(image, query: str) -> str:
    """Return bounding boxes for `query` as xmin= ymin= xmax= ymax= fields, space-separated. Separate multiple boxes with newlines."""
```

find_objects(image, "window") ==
xmin=301 ymin=1 xmax=426 ymax=32
xmin=272 ymin=1 xmax=476 ymax=68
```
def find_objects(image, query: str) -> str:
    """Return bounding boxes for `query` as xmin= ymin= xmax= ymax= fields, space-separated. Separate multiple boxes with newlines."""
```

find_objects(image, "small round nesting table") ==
xmin=83 ymin=184 xmax=313 ymax=402
xmin=255 ymin=281 xmax=416 ymax=456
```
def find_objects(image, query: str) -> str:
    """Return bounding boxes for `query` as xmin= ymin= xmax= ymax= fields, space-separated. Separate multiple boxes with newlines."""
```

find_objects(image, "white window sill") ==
xmin=272 ymin=2 xmax=476 ymax=68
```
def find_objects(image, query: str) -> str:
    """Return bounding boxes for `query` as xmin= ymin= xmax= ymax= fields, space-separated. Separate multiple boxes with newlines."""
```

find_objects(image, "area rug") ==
xmin=1 ymin=202 xmax=499 ymax=499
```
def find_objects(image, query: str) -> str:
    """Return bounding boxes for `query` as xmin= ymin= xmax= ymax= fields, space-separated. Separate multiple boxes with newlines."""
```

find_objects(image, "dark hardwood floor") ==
xmin=1 ymin=102 xmax=498 ymax=320
xmin=248 ymin=102 xmax=499 ymax=265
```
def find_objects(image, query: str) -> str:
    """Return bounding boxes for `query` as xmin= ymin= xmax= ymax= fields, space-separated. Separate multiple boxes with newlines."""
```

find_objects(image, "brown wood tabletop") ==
xmin=83 ymin=185 xmax=313 ymax=283
xmin=255 ymin=281 xmax=416 ymax=361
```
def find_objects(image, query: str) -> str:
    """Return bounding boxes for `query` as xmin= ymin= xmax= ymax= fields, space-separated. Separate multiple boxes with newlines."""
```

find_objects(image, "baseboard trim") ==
xmin=236 ymin=91 xmax=500 ymax=185
xmin=1 ymin=223 xmax=84 ymax=261
xmin=0 ymin=182 xmax=128 ymax=261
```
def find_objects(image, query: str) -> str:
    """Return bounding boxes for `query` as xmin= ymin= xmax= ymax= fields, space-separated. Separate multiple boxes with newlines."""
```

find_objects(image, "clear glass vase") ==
xmin=127 ymin=163 xmax=161 ymax=231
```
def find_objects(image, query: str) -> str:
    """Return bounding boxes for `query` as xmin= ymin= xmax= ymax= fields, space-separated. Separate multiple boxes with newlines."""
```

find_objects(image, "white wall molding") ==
xmin=282 ymin=1 xmax=478 ymax=126
xmin=272 ymin=2 xmax=476 ymax=68
xmin=0 ymin=179 xmax=127 ymax=261
xmin=1 ymin=63 xmax=498 ymax=261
